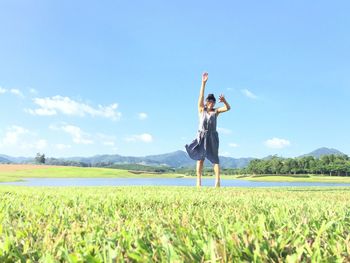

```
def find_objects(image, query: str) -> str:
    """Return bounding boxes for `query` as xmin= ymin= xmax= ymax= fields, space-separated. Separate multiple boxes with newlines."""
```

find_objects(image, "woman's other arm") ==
xmin=216 ymin=94 xmax=231 ymax=115
xmin=198 ymin=72 xmax=208 ymax=113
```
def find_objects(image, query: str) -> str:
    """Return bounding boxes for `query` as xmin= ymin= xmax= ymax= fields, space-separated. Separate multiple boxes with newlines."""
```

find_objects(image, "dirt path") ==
xmin=0 ymin=164 xmax=59 ymax=172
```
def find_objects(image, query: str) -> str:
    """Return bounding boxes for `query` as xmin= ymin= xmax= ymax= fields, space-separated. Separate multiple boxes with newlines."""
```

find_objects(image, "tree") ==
xmin=270 ymin=157 xmax=283 ymax=175
xmin=35 ymin=153 xmax=46 ymax=164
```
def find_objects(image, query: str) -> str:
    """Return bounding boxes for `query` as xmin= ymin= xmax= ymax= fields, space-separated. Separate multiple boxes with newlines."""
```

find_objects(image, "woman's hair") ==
xmin=206 ymin=94 xmax=216 ymax=103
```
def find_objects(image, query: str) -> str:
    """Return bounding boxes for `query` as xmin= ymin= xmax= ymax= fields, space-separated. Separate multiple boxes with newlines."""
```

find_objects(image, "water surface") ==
xmin=2 ymin=177 xmax=350 ymax=187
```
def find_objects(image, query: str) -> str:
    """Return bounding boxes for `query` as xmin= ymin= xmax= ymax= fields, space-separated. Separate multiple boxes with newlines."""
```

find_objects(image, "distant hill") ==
xmin=0 ymin=156 xmax=11 ymax=163
xmin=1 ymin=151 xmax=253 ymax=168
xmin=262 ymin=155 xmax=283 ymax=160
xmin=57 ymin=150 xmax=252 ymax=169
xmin=299 ymin=147 xmax=346 ymax=158
xmin=217 ymin=156 xmax=253 ymax=169
xmin=0 ymin=154 xmax=31 ymax=163
xmin=1 ymin=147 xmax=347 ymax=168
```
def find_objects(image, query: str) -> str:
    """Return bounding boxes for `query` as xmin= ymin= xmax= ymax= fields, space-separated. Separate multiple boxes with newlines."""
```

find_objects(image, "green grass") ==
xmin=2 ymin=166 xmax=350 ymax=184
xmin=1 ymin=186 xmax=350 ymax=262
xmin=0 ymin=166 xmax=185 ymax=182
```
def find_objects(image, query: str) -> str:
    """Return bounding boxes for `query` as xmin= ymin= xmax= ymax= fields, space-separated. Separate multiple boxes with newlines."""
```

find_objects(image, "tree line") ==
xmin=34 ymin=152 xmax=350 ymax=177
xmin=245 ymin=154 xmax=350 ymax=176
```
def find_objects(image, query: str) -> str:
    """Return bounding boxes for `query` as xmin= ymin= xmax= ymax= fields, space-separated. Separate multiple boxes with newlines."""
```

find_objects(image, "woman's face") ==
xmin=206 ymin=100 xmax=215 ymax=110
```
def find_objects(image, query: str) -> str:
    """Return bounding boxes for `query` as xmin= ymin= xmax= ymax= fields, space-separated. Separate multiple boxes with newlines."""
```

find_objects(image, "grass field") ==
xmin=1 ymin=186 xmax=350 ymax=262
xmin=0 ymin=165 xmax=185 ymax=182
xmin=2 ymin=165 xmax=350 ymax=184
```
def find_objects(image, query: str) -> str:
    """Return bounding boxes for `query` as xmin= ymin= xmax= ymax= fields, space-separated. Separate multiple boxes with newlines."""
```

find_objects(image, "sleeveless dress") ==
xmin=185 ymin=107 xmax=220 ymax=164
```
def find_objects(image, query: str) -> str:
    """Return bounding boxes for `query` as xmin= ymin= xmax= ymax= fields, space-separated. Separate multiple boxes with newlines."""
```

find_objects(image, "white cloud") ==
xmin=220 ymin=151 xmax=232 ymax=157
xmin=27 ymin=95 xmax=122 ymax=120
xmin=103 ymin=141 xmax=115 ymax=146
xmin=26 ymin=108 xmax=56 ymax=116
xmin=10 ymin=89 xmax=24 ymax=98
xmin=217 ymin=127 xmax=232 ymax=135
xmin=97 ymin=133 xmax=117 ymax=147
xmin=50 ymin=125 xmax=119 ymax=147
xmin=229 ymin=143 xmax=239 ymax=148
xmin=22 ymin=139 xmax=48 ymax=150
xmin=18 ymin=139 xmax=48 ymax=151
xmin=0 ymin=126 xmax=47 ymax=151
xmin=55 ymin=144 xmax=72 ymax=150
xmin=2 ymin=126 xmax=29 ymax=145
xmin=264 ymin=137 xmax=291 ymax=149
xmin=29 ymin=88 xmax=38 ymax=94
xmin=125 ymin=133 xmax=153 ymax=143
xmin=55 ymin=124 xmax=94 ymax=145
xmin=138 ymin=112 xmax=148 ymax=120
xmin=0 ymin=87 xmax=24 ymax=98
xmin=35 ymin=139 xmax=48 ymax=150
xmin=241 ymin=89 xmax=258 ymax=99
xmin=0 ymin=87 xmax=6 ymax=94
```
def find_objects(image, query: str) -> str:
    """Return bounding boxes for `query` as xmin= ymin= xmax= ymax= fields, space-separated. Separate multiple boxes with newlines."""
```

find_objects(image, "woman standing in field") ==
xmin=185 ymin=72 xmax=231 ymax=187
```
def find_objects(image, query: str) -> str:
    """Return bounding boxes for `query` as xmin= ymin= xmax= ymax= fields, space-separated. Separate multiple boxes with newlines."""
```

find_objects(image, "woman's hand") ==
xmin=202 ymin=72 xmax=208 ymax=83
xmin=219 ymin=94 xmax=226 ymax=103
xmin=216 ymin=94 xmax=231 ymax=114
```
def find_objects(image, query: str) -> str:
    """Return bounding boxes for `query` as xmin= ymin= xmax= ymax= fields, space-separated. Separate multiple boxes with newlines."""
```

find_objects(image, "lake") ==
xmin=2 ymin=177 xmax=350 ymax=187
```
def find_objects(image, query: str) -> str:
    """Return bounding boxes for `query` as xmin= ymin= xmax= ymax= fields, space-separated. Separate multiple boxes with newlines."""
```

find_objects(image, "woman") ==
xmin=185 ymin=72 xmax=231 ymax=187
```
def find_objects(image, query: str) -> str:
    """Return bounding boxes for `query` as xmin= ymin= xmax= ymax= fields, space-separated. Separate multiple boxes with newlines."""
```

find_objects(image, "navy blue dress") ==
xmin=185 ymin=107 xmax=220 ymax=164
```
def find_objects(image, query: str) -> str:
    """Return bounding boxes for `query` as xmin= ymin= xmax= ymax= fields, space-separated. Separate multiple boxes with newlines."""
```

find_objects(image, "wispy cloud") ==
xmin=26 ymin=95 xmax=122 ymax=120
xmin=220 ymin=151 xmax=232 ymax=157
xmin=25 ymin=139 xmax=48 ymax=150
xmin=264 ymin=137 xmax=291 ymax=149
xmin=138 ymin=112 xmax=148 ymax=120
xmin=62 ymin=125 xmax=94 ymax=145
xmin=51 ymin=124 xmax=94 ymax=145
xmin=241 ymin=89 xmax=258 ymax=99
xmin=97 ymin=133 xmax=117 ymax=147
xmin=228 ymin=143 xmax=239 ymax=148
xmin=50 ymin=124 xmax=119 ymax=148
xmin=217 ymin=127 xmax=232 ymax=135
xmin=10 ymin=89 xmax=24 ymax=98
xmin=1 ymin=125 xmax=29 ymax=145
xmin=0 ymin=125 xmax=47 ymax=151
xmin=29 ymin=88 xmax=38 ymax=94
xmin=125 ymin=133 xmax=153 ymax=143
xmin=0 ymin=87 xmax=25 ymax=98
xmin=55 ymin=143 xmax=72 ymax=150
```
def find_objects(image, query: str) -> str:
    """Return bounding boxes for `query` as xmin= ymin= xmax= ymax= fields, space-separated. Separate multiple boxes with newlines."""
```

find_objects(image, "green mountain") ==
xmin=1 ymin=147 xmax=347 ymax=168
xmin=0 ymin=156 xmax=11 ymax=163
xmin=51 ymin=150 xmax=252 ymax=168
xmin=299 ymin=147 xmax=346 ymax=158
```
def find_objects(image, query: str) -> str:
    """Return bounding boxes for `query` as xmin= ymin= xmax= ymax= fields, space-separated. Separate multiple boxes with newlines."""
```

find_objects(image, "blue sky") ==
xmin=0 ymin=0 xmax=349 ymax=158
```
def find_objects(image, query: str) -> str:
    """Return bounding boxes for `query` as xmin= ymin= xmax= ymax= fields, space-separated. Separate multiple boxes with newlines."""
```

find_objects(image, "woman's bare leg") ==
xmin=214 ymin=164 xmax=220 ymax=187
xmin=196 ymin=160 xmax=204 ymax=187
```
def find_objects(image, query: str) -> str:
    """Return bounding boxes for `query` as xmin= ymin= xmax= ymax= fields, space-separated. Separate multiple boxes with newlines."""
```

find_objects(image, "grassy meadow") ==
xmin=0 ymin=165 xmax=185 ymax=183
xmin=1 ymin=186 xmax=350 ymax=262
xmin=2 ymin=165 xmax=350 ymax=184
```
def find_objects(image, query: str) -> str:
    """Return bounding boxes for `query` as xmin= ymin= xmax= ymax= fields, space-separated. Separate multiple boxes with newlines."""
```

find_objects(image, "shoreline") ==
xmin=1 ymin=165 xmax=350 ymax=184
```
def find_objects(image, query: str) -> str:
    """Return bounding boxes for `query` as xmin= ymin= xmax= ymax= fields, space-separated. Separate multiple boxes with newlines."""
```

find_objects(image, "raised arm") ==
xmin=198 ymin=72 xmax=208 ymax=113
xmin=216 ymin=94 xmax=231 ymax=115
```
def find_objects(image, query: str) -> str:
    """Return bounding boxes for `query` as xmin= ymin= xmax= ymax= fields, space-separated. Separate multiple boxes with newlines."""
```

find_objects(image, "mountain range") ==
xmin=0 ymin=147 xmax=347 ymax=168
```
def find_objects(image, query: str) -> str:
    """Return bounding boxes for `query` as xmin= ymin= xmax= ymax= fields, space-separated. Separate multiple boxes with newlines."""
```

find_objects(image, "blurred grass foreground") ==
xmin=1 ymin=186 xmax=350 ymax=262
